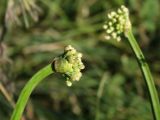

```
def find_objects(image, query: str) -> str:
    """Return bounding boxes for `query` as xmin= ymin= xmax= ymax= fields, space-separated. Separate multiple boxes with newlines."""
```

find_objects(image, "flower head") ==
xmin=103 ymin=5 xmax=131 ymax=41
xmin=52 ymin=45 xmax=85 ymax=87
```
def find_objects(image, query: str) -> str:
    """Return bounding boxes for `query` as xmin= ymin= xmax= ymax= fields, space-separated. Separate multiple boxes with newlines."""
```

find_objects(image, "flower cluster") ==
xmin=103 ymin=5 xmax=130 ymax=41
xmin=52 ymin=45 xmax=85 ymax=86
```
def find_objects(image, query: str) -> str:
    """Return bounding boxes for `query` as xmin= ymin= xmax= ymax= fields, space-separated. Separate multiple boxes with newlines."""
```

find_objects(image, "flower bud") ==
xmin=103 ymin=5 xmax=131 ymax=41
xmin=52 ymin=45 xmax=85 ymax=86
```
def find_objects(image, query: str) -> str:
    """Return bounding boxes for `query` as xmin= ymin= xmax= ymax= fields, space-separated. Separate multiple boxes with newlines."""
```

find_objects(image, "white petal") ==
xmin=117 ymin=37 xmax=121 ymax=42
xmin=103 ymin=25 xmax=108 ymax=29
xmin=104 ymin=35 xmax=111 ymax=40
xmin=66 ymin=80 xmax=72 ymax=87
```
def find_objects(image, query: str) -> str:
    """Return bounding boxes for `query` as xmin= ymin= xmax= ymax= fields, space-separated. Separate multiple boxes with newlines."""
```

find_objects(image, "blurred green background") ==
xmin=0 ymin=0 xmax=160 ymax=120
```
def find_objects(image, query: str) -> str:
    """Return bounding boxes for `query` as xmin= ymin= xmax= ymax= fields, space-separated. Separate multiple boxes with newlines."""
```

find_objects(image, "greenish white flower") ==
xmin=52 ymin=45 xmax=85 ymax=87
xmin=103 ymin=5 xmax=131 ymax=41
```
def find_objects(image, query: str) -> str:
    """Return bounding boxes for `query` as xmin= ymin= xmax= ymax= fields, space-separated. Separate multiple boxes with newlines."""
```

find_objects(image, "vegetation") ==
xmin=0 ymin=0 xmax=160 ymax=120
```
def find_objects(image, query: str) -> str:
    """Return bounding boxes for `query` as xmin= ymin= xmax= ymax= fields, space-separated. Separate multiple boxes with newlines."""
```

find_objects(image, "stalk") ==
xmin=95 ymin=73 xmax=108 ymax=120
xmin=125 ymin=29 xmax=160 ymax=120
xmin=10 ymin=64 xmax=53 ymax=120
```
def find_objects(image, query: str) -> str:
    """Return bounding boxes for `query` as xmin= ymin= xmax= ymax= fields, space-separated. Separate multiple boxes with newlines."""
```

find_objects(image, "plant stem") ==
xmin=10 ymin=64 xmax=53 ymax=120
xmin=95 ymin=98 xmax=100 ymax=120
xmin=95 ymin=73 xmax=108 ymax=120
xmin=126 ymin=29 xmax=160 ymax=120
xmin=0 ymin=0 xmax=8 ymax=56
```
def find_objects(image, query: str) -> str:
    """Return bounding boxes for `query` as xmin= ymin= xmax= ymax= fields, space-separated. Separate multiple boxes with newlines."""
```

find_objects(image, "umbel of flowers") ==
xmin=103 ymin=5 xmax=131 ymax=41
xmin=52 ymin=45 xmax=85 ymax=86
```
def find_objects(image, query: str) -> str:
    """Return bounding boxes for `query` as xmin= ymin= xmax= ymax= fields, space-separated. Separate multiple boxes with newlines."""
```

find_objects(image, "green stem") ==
xmin=10 ymin=64 xmax=53 ymax=120
xmin=95 ymin=98 xmax=100 ymax=120
xmin=126 ymin=29 xmax=160 ymax=120
xmin=95 ymin=73 xmax=108 ymax=120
